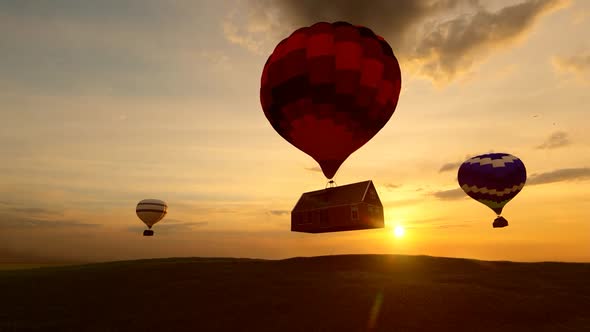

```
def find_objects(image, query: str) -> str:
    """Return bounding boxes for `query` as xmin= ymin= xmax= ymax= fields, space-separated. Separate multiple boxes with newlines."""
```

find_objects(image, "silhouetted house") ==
xmin=291 ymin=180 xmax=384 ymax=233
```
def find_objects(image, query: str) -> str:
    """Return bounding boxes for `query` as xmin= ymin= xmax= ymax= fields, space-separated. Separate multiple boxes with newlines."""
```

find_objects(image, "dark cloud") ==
xmin=536 ymin=131 xmax=571 ymax=149
xmin=273 ymin=0 xmax=472 ymax=44
xmin=269 ymin=210 xmax=290 ymax=216
xmin=413 ymin=0 xmax=567 ymax=82
xmin=384 ymin=183 xmax=401 ymax=190
xmin=528 ymin=168 xmax=590 ymax=185
xmin=227 ymin=0 xmax=568 ymax=83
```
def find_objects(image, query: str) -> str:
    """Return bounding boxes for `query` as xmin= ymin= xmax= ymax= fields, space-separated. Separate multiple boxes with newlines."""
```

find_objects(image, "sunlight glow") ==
xmin=394 ymin=225 xmax=405 ymax=238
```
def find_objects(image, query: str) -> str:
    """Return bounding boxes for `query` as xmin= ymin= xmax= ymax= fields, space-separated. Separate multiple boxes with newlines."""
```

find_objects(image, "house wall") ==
xmin=291 ymin=203 xmax=384 ymax=233
xmin=363 ymin=183 xmax=383 ymax=207
xmin=358 ymin=203 xmax=384 ymax=228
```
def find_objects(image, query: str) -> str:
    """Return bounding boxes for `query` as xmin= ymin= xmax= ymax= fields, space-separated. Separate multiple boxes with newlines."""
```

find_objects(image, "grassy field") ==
xmin=0 ymin=254 xmax=589 ymax=331
xmin=0 ymin=263 xmax=79 ymax=271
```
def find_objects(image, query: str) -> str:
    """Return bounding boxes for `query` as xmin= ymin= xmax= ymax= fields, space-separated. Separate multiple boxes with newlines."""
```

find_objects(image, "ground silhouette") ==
xmin=1 ymin=254 xmax=589 ymax=331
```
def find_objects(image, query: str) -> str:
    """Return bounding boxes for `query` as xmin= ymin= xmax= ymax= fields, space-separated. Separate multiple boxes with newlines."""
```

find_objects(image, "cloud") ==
xmin=572 ymin=10 xmax=590 ymax=25
xmin=9 ymin=207 xmax=48 ymax=214
xmin=382 ymin=197 xmax=425 ymax=207
xmin=439 ymin=161 xmax=463 ymax=173
xmin=170 ymin=221 xmax=209 ymax=228
xmin=552 ymin=53 xmax=590 ymax=81
xmin=225 ymin=0 xmax=569 ymax=84
xmin=405 ymin=216 xmax=448 ymax=225
xmin=528 ymin=168 xmax=590 ymax=185
xmin=269 ymin=210 xmax=290 ymax=216
xmin=0 ymin=202 xmax=88 ymax=229
xmin=438 ymin=154 xmax=476 ymax=173
xmin=431 ymin=188 xmax=466 ymax=200
xmin=430 ymin=167 xmax=590 ymax=200
xmin=305 ymin=166 xmax=322 ymax=173
xmin=536 ymin=131 xmax=571 ymax=149
xmin=222 ymin=0 xmax=287 ymax=55
xmin=412 ymin=0 xmax=569 ymax=84
xmin=200 ymin=50 xmax=232 ymax=71
xmin=0 ymin=215 xmax=101 ymax=229
xmin=404 ymin=216 xmax=473 ymax=229
xmin=384 ymin=183 xmax=401 ymax=190
xmin=0 ymin=201 xmax=66 ymax=217
xmin=127 ymin=221 xmax=209 ymax=234
xmin=407 ymin=223 xmax=471 ymax=230
xmin=6 ymin=207 xmax=64 ymax=217
xmin=436 ymin=223 xmax=472 ymax=229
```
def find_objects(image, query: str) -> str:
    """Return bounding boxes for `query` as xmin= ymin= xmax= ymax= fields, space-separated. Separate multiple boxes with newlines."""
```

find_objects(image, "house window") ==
xmin=351 ymin=206 xmax=359 ymax=221
xmin=368 ymin=206 xmax=380 ymax=215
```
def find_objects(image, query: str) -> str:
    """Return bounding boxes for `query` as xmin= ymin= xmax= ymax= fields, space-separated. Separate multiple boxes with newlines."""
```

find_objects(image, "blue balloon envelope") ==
xmin=458 ymin=153 xmax=527 ymax=227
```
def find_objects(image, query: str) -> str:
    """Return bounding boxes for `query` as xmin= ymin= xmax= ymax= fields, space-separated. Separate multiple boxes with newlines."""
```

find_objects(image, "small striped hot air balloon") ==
xmin=458 ymin=153 xmax=527 ymax=228
xmin=136 ymin=199 xmax=167 ymax=236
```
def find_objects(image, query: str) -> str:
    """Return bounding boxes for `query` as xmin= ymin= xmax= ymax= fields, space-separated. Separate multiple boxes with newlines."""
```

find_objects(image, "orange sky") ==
xmin=1 ymin=0 xmax=589 ymax=263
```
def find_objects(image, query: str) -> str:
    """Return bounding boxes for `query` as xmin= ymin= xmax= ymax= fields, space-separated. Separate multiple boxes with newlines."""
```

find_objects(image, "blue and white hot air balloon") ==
xmin=458 ymin=153 xmax=527 ymax=228
xmin=136 ymin=199 xmax=167 ymax=236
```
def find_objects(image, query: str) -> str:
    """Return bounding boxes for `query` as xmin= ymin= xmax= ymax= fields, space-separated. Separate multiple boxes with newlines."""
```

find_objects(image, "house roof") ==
xmin=292 ymin=180 xmax=375 ymax=211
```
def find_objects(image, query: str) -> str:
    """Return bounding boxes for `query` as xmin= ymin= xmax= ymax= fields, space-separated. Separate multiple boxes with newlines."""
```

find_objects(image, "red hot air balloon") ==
xmin=260 ymin=21 xmax=402 ymax=180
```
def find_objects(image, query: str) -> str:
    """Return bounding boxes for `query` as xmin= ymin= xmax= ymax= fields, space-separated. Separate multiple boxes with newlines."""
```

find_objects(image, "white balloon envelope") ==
xmin=136 ymin=199 xmax=167 ymax=235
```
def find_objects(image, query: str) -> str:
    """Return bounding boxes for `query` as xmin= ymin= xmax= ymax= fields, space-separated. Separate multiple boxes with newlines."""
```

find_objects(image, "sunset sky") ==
xmin=1 ymin=0 xmax=589 ymax=263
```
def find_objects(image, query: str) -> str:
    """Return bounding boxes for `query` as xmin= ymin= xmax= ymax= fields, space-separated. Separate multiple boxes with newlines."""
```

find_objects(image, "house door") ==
xmin=351 ymin=206 xmax=359 ymax=223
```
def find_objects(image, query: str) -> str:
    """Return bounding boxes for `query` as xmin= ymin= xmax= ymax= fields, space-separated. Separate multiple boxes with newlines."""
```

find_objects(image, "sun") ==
xmin=393 ymin=225 xmax=405 ymax=238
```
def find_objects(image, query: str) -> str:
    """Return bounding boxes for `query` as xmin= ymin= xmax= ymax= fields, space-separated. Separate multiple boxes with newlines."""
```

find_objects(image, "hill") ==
xmin=1 ymin=254 xmax=589 ymax=331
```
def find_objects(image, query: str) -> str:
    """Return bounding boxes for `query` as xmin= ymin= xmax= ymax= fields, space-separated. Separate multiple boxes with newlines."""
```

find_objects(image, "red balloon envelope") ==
xmin=260 ymin=21 xmax=402 ymax=179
